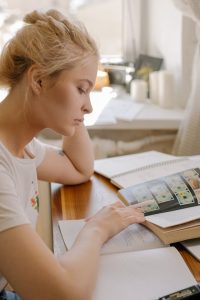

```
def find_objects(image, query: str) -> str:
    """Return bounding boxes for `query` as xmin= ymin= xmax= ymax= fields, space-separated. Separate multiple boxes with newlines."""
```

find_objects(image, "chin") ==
xmin=56 ymin=126 xmax=76 ymax=137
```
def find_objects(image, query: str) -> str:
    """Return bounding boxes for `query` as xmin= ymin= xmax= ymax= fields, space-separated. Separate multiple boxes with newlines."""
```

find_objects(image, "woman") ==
xmin=0 ymin=9 xmax=145 ymax=300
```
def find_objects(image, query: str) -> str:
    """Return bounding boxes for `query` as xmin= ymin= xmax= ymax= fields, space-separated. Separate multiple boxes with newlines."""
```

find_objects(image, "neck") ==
xmin=0 ymin=85 xmax=43 ymax=157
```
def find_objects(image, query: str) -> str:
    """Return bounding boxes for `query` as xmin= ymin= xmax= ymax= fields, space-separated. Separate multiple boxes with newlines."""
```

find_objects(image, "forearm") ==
xmin=62 ymin=124 xmax=94 ymax=178
xmin=58 ymin=226 xmax=103 ymax=299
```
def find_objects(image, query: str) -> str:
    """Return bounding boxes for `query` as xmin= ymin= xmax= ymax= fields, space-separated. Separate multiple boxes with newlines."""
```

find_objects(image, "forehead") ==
xmin=60 ymin=56 xmax=98 ymax=81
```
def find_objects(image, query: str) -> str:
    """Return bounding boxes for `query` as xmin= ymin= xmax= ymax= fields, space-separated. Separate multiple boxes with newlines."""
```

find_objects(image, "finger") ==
xmin=116 ymin=206 xmax=143 ymax=219
xmin=132 ymin=207 xmax=144 ymax=213
xmin=130 ymin=199 xmax=155 ymax=209
xmin=126 ymin=213 xmax=145 ymax=224
xmin=111 ymin=200 xmax=126 ymax=208
xmin=125 ymin=205 xmax=143 ymax=213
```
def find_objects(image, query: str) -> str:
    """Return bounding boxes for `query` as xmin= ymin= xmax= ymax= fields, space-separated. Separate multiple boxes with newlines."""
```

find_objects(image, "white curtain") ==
xmin=173 ymin=0 xmax=200 ymax=155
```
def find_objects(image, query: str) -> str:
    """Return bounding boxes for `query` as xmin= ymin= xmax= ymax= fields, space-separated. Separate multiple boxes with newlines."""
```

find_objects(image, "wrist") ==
xmin=78 ymin=223 xmax=107 ymax=247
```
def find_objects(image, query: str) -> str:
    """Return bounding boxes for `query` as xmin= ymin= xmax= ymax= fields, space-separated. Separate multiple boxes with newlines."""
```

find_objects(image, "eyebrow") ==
xmin=79 ymin=79 xmax=94 ymax=88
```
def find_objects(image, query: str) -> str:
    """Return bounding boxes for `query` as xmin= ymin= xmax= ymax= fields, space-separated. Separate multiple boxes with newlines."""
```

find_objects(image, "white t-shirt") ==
xmin=0 ymin=138 xmax=46 ymax=290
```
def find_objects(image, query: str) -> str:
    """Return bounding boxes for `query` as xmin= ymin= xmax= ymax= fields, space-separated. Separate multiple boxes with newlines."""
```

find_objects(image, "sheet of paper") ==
xmin=106 ymin=98 xmax=144 ymax=121
xmin=58 ymin=220 xmax=166 ymax=254
xmin=58 ymin=219 xmax=85 ymax=250
xmin=101 ymin=223 xmax=166 ymax=254
xmin=93 ymin=247 xmax=196 ymax=300
xmin=94 ymin=150 xmax=175 ymax=178
xmin=181 ymin=238 xmax=200 ymax=261
xmin=146 ymin=206 xmax=200 ymax=228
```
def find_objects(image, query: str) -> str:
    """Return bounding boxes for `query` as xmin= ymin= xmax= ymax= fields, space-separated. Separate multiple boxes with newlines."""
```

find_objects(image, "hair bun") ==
xmin=23 ymin=10 xmax=48 ymax=24
xmin=24 ymin=9 xmax=66 ymax=25
xmin=46 ymin=9 xmax=65 ymax=22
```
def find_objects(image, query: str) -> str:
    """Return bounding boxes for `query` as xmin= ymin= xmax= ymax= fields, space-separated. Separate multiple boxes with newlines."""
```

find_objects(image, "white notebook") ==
xmin=94 ymin=150 xmax=176 ymax=179
xmin=93 ymin=248 xmax=196 ymax=300
xmin=111 ymin=157 xmax=200 ymax=188
xmin=58 ymin=219 xmax=197 ymax=300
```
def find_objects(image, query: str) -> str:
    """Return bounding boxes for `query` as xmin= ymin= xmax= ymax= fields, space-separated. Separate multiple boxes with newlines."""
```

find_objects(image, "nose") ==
xmin=83 ymin=95 xmax=93 ymax=114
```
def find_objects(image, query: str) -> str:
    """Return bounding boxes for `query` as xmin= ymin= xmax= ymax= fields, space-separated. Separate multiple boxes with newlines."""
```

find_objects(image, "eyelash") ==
xmin=78 ymin=88 xmax=86 ymax=95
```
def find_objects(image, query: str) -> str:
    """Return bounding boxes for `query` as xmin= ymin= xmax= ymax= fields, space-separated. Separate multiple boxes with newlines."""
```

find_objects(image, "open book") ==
xmin=58 ymin=219 xmax=197 ymax=300
xmin=118 ymin=167 xmax=200 ymax=244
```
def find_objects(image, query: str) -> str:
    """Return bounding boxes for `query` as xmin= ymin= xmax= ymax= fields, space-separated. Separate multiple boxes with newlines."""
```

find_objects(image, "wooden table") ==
xmin=51 ymin=173 xmax=200 ymax=282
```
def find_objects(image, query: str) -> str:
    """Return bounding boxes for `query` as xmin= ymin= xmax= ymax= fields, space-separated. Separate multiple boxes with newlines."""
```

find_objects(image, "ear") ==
xmin=27 ymin=64 xmax=43 ymax=95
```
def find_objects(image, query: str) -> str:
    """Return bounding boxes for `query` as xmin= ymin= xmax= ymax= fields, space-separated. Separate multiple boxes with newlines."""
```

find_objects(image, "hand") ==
xmin=84 ymin=200 xmax=145 ymax=244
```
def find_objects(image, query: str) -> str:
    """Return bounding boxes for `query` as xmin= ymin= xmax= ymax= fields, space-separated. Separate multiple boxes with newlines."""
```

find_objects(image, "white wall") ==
xmin=5 ymin=0 xmax=69 ymax=13
xmin=141 ymin=0 xmax=183 ymax=107
xmin=75 ymin=0 xmax=122 ymax=56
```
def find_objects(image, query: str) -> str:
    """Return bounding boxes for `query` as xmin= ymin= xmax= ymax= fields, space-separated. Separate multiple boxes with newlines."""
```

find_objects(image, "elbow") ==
xmin=78 ymin=167 xmax=94 ymax=184
xmin=83 ymin=169 xmax=94 ymax=182
xmin=78 ymin=172 xmax=93 ymax=184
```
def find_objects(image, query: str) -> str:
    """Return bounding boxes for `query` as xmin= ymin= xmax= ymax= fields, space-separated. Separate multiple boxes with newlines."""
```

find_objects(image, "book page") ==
xmin=94 ymin=150 xmax=175 ymax=178
xmin=101 ymin=223 xmax=166 ymax=254
xmin=58 ymin=220 xmax=166 ymax=255
xmin=118 ymin=167 xmax=200 ymax=224
xmin=93 ymin=247 xmax=196 ymax=300
xmin=146 ymin=206 xmax=200 ymax=228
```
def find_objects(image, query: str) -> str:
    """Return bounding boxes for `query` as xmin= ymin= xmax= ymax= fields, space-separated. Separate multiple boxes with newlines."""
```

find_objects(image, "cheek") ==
xmin=47 ymin=92 xmax=69 ymax=114
xmin=43 ymin=84 xmax=79 ymax=122
xmin=53 ymin=86 xmax=77 ymax=111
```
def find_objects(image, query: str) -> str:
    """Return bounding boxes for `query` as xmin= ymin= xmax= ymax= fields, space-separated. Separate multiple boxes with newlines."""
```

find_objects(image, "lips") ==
xmin=74 ymin=118 xmax=84 ymax=122
xmin=74 ymin=118 xmax=84 ymax=125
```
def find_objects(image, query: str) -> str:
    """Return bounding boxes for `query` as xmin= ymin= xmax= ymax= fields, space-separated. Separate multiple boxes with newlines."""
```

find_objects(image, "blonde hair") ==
xmin=0 ymin=9 xmax=99 ymax=88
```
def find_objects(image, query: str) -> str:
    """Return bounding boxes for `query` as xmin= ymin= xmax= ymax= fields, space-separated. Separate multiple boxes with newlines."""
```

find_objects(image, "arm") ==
xmin=0 ymin=202 xmax=144 ymax=300
xmin=37 ymin=124 xmax=94 ymax=185
xmin=62 ymin=123 xmax=94 ymax=179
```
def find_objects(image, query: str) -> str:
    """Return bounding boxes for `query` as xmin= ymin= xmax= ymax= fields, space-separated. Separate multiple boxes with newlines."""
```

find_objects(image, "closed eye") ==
xmin=78 ymin=87 xmax=87 ymax=94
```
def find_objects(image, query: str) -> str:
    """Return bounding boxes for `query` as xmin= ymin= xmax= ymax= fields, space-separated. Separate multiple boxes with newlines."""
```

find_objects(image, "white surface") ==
xmin=84 ymin=92 xmax=144 ymax=125
xmin=93 ymin=247 xmax=196 ymax=300
xmin=181 ymin=238 xmax=200 ymax=261
xmin=58 ymin=219 xmax=196 ymax=300
xmin=94 ymin=150 xmax=175 ymax=178
xmin=111 ymin=158 xmax=199 ymax=188
xmin=85 ymin=92 xmax=184 ymax=130
xmin=146 ymin=206 xmax=200 ymax=228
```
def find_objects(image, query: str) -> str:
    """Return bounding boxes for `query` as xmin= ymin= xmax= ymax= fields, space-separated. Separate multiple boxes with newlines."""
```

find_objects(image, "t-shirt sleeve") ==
xmin=29 ymin=138 xmax=61 ymax=167
xmin=0 ymin=164 xmax=30 ymax=233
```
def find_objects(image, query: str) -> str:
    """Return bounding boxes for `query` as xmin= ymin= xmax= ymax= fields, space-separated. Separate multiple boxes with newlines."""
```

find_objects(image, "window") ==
xmin=69 ymin=0 xmax=123 ymax=60
xmin=2 ymin=0 xmax=123 ymax=60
